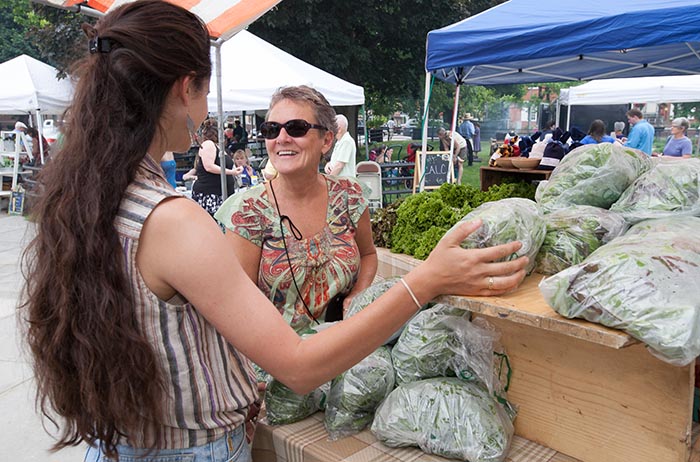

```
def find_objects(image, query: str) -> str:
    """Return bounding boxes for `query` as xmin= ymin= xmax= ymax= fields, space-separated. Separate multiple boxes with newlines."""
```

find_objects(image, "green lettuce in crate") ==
xmin=536 ymin=143 xmax=652 ymax=213
xmin=535 ymin=205 xmax=627 ymax=275
xmin=540 ymin=217 xmax=700 ymax=366
xmin=371 ymin=377 xmax=514 ymax=462
xmin=324 ymin=346 xmax=395 ymax=440
xmin=610 ymin=157 xmax=700 ymax=224
xmin=451 ymin=198 xmax=546 ymax=274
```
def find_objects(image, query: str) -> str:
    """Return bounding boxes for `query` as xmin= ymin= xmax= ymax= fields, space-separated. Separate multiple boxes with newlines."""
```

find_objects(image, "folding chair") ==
xmin=355 ymin=161 xmax=383 ymax=212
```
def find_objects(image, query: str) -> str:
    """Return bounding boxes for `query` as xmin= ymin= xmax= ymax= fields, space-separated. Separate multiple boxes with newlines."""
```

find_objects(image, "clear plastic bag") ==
xmin=371 ymin=377 xmax=514 ymax=462
xmin=536 ymin=143 xmax=652 ymax=213
xmin=323 ymin=346 xmax=395 ymax=440
xmin=345 ymin=277 xmax=425 ymax=345
xmin=391 ymin=304 xmax=505 ymax=397
xmin=540 ymin=221 xmax=700 ymax=365
xmin=610 ymin=157 xmax=700 ymax=224
xmin=452 ymin=197 xmax=546 ymax=274
xmin=263 ymin=325 xmax=331 ymax=425
xmin=535 ymin=205 xmax=628 ymax=275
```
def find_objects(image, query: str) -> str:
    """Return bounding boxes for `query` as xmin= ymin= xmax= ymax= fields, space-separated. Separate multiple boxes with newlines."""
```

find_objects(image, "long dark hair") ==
xmin=21 ymin=0 xmax=210 ymax=457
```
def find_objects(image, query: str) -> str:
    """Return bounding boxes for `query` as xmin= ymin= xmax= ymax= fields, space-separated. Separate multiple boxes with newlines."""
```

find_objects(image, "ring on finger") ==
xmin=488 ymin=276 xmax=494 ymax=290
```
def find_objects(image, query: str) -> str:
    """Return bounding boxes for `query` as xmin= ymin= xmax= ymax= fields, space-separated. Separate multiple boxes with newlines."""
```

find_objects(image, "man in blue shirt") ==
xmin=623 ymin=109 xmax=655 ymax=155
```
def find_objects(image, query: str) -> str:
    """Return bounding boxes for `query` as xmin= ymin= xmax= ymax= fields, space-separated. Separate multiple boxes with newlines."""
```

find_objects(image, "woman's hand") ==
xmin=407 ymin=219 xmax=528 ymax=301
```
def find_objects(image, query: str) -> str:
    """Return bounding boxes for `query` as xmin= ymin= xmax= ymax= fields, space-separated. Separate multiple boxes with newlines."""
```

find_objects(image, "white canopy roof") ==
xmin=209 ymin=30 xmax=365 ymax=111
xmin=0 ymin=54 xmax=74 ymax=115
xmin=560 ymin=75 xmax=700 ymax=106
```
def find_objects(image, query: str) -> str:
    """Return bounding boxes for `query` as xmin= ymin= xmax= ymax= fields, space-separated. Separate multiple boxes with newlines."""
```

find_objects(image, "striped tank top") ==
xmin=114 ymin=154 xmax=258 ymax=448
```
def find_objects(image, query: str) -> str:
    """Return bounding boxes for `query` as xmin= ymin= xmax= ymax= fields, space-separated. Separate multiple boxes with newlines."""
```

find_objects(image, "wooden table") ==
xmin=480 ymin=165 xmax=552 ymax=191
xmin=375 ymin=248 xmax=697 ymax=462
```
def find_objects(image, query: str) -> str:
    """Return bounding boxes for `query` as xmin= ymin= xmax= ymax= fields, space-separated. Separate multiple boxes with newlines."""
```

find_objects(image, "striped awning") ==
xmin=41 ymin=0 xmax=281 ymax=41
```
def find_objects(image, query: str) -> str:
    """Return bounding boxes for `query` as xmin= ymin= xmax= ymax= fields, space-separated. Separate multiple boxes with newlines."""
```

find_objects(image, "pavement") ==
xmin=0 ymin=214 xmax=86 ymax=461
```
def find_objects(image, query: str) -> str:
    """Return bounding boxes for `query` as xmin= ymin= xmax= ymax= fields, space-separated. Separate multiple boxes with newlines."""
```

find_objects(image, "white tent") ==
xmin=560 ymin=75 xmax=700 ymax=106
xmin=0 ymin=54 xmax=74 ymax=115
xmin=208 ymin=30 xmax=365 ymax=111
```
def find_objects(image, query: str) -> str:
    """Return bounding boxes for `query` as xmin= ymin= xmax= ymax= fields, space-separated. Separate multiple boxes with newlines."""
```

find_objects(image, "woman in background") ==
xmin=233 ymin=149 xmax=257 ymax=188
xmin=160 ymin=151 xmax=177 ymax=188
xmin=190 ymin=120 xmax=242 ymax=217
xmin=580 ymin=119 xmax=616 ymax=145
xmin=655 ymin=117 xmax=692 ymax=158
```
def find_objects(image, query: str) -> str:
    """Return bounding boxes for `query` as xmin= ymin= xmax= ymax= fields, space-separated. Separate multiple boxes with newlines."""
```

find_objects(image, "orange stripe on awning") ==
xmin=207 ymin=0 xmax=280 ymax=39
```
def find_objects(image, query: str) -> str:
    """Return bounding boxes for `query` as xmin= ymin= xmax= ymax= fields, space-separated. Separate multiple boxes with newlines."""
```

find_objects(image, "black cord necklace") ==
xmin=268 ymin=179 xmax=319 ymax=325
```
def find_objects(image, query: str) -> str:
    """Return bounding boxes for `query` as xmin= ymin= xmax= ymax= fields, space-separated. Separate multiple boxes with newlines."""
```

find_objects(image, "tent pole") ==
xmin=448 ymin=84 xmax=460 ymax=184
xmin=36 ymin=110 xmax=45 ymax=165
xmin=566 ymin=104 xmax=571 ymax=131
xmin=420 ymin=72 xmax=432 ymax=192
xmin=362 ymin=105 xmax=369 ymax=160
xmin=555 ymin=99 xmax=561 ymax=128
xmin=214 ymin=40 xmax=228 ymax=201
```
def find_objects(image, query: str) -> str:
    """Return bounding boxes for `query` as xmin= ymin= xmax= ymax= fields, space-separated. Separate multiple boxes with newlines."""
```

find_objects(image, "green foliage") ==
xmin=249 ymin=0 xmax=505 ymax=114
xmin=0 ymin=1 xmax=93 ymax=78
xmin=370 ymin=199 xmax=403 ymax=248
xmin=386 ymin=181 xmax=537 ymax=259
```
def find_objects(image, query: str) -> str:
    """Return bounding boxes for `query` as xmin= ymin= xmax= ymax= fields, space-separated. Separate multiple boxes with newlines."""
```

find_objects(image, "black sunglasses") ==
xmin=259 ymin=119 xmax=327 ymax=139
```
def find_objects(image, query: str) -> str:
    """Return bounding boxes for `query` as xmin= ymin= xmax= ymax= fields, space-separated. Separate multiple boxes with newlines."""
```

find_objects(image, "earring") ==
xmin=186 ymin=114 xmax=196 ymax=144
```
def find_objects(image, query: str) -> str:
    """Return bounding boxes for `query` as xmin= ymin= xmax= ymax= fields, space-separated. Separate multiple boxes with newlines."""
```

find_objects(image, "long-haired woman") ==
xmin=21 ymin=2 xmax=528 ymax=461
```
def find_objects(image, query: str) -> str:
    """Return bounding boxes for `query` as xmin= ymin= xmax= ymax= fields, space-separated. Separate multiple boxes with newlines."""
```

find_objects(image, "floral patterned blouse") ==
xmin=215 ymin=175 xmax=368 ymax=332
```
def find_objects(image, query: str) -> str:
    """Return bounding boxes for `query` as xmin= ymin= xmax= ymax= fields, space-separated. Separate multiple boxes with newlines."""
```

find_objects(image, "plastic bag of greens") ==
xmin=264 ymin=325 xmax=332 ymax=425
xmin=539 ymin=223 xmax=700 ymax=366
xmin=535 ymin=205 xmax=627 ymax=275
xmin=264 ymin=379 xmax=330 ymax=425
xmin=610 ymin=158 xmax=700 ymax=224
xmin=391 ymin=304 xmax=502 ymax=395
xmin=371 ymin=377 xmax=514 ymax=462
xmin=324 ymin=346 xmax=395 ymax=440
xmin=624 ymin=215 xmax=700 ymax=237
xmin=451 ymin=198 xmax=546 ymax=274
xmin=345 ymin=278 xmax=426 ymax=345
xmin=536 ymin=143 xmax=652 ymax=213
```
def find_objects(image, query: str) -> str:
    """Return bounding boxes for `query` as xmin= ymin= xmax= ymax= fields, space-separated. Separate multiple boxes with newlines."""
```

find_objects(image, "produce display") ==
xmin=536 ymin=143 xmax=652 ymax=213
xmin=453 ymin=198 xmax=546 ymax=274
xmin=371 ymin=377 xmax=514 ymax=462
xmin=535 ymin=205 xmax=628 ymax=275
xmin=540 ymin=218 xmax=700 ymax=366
xmin=610 ymin=157 xmax=700 ymax=223
xmin=324 ymin=346 xmax=395 ymax=440
xmin=391 ymin=304 xmax=503 ymax=393
xmin=388 ymin=182 xmax=537 ymax=259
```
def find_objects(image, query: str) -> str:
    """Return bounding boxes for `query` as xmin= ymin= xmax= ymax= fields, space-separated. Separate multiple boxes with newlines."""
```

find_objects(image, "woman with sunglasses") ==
xmin=22 ymin=3 xmax=528 ymax=461
xmin=216 ymin=86 xmax=379 ymax=331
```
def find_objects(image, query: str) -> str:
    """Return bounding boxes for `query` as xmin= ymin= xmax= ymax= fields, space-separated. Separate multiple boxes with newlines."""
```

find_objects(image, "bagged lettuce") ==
xmin=264 ymin=324 xmax=331 ymax=425
xmin=610 ymin=157 xmax=700 ymax=223
xmin=535 ymin=205 xmax=627 ymax=275
xmin=451 ymin=198 xmax=545 ymax=274
xmin=391 ymin=304 xmax=504 ymax=396
xmin=324 ymin=346 xmax=395 ymax=440
xmin=624 ymin=215 xmax=700 ymax=237
xmin=536 ymin=143 xmax=652 ymax=213
xmin=540 ymin=221 xmax=700 ymax=365
xmin=371 ymin=377 xmax=514 ymax=462
xmin=345 ymin=277 xmax=426 ymax=344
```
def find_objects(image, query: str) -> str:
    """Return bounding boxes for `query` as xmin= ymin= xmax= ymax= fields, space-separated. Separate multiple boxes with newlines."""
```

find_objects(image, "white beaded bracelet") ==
xmin=399 ymin=278 xmax=422 ymax=310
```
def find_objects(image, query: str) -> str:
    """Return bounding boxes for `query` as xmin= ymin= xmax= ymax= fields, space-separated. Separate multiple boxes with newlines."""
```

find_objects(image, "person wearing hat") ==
xmin=654 ymin=117 xmax=692 ymax=158
xmin=12 ymin=121 xmax=33 ymax=156
xmin=457 ymin=113 xmax=475 ymax=166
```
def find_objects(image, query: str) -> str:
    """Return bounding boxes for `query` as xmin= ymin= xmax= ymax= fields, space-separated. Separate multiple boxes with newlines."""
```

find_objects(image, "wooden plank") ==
xmin=479 ymin=315 xmax=694 ymax=462
xmin=375 ymin=248 xmax=635 ymax=349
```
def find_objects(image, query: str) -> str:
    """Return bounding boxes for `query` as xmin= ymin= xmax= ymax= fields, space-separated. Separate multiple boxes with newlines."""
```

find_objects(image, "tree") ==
xmin=1 ymin=0 xmax=93 ymax=79
xmin=248 ymin=0 xmax=505 ymax=115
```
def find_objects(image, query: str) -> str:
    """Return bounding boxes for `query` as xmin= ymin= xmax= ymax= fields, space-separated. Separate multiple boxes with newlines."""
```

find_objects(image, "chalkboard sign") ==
xmin=415 ymin=151 xmax=451 ymax=191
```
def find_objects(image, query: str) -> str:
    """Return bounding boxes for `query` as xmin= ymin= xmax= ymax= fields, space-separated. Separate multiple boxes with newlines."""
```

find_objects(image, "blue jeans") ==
xmin=83 ymin=425 xmax=251 ymax=462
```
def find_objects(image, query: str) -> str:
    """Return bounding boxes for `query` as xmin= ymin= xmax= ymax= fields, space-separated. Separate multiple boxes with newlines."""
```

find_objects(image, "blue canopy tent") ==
xmin=417 ymin=0 xmax=700 ymax=188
